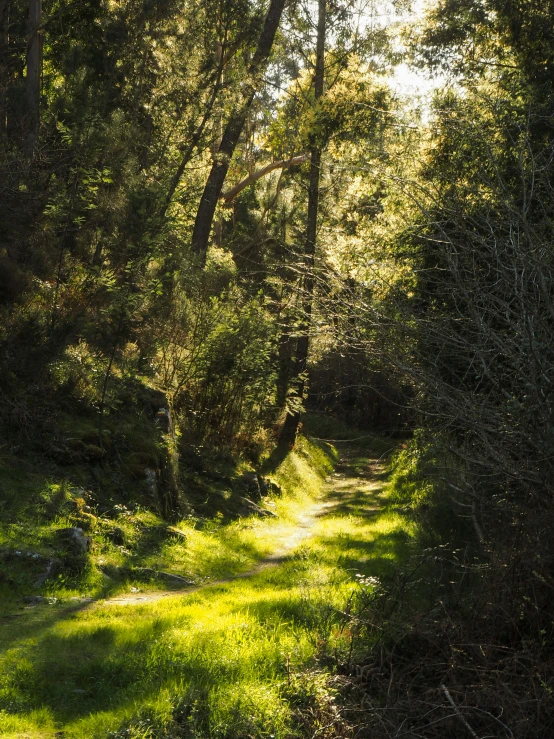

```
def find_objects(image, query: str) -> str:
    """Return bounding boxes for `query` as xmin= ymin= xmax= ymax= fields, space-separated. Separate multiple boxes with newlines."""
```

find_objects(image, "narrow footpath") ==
xmin=102 ymin=445 xmax=390 ymax=607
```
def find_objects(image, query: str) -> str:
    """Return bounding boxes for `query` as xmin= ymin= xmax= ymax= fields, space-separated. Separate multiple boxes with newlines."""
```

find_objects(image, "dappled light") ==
xmin=0 ymin=438 xmax=415 ymax=737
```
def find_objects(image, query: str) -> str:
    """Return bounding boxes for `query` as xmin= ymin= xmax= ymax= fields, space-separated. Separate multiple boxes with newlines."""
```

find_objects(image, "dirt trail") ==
xmin=102 ymin=448 xmax=388 ymax=607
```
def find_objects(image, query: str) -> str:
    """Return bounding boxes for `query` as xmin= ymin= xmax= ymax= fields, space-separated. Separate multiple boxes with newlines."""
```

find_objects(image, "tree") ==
xmin=191 ymin=0 xmax=288 ymax=265
xmin=278 ymin=0 xmax=327 ymax=446
xmin=25 ymin=0 xmax=41 ymax=153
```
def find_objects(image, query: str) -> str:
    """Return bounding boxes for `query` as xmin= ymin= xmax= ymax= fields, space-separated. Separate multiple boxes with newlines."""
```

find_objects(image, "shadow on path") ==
xmin=100 ymin=446 xmax=390 ymax=607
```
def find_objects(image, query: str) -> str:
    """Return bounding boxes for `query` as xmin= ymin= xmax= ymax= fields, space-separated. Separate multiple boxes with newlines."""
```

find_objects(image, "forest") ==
xmin=1 ymin=0 xmax=554 ymax=736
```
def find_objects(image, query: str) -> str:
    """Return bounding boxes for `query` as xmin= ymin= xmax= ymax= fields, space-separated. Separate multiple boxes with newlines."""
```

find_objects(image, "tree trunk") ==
xmin=0 ymin=0 xmax=9 ymax=142
xmin=276 ymin=320 xmax=294 ymax=411
xmin=191 ymin=0 xmax=287 ymax=265
xmin=25 ymin=0 xmax=41 ymax=154
xmin=279 ymin=0 xmax=326 ymax=447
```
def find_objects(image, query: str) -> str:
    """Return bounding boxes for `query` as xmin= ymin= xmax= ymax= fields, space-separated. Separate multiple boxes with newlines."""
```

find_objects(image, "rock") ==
xmin=56 ymin=527 xmax=92 ymax=554
xmin=240 ymin=472 xmax=263 ymax=500
xmin=1 ymin=548 xmax=61 ymax=588
xmin=239 ymin=473 xmax=274 ymax=499
xmin=239 ymin=497 xmax=278 ymax=518
xmin=22 ymin=596 xmax=57 ymax=605
xmin=33 ymin=557 xmax=61 ymax=588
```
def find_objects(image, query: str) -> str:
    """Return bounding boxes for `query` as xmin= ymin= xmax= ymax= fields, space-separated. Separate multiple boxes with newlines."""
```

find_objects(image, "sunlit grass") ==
xmin=127 ymin=436 xmax=336 ymax=584
xmin=0 ymin=436 xmax=335 ymax=611
xmin=1 ymin=564 xmax=348 ymax=737
xmin=0 ymin=436 xmax=423 ymax=738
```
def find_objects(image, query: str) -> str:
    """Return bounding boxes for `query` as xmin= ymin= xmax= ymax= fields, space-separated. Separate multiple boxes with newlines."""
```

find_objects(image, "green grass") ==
xmin=0 ymin=436 xmax=334 ymax=604
xmin=0 ymin=433 xmax=424 ymax=738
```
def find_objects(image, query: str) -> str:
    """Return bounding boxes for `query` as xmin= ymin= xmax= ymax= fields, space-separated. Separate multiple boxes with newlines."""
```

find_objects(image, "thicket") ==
xmin=320 ymin=2 xmax=554 ymax=736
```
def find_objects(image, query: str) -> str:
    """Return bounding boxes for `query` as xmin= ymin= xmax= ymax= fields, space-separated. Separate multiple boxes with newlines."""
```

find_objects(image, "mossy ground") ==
xmin=0 ymin=431 xmax=423 ymax=738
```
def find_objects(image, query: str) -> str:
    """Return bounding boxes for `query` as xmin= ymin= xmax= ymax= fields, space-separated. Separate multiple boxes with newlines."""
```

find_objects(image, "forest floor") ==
xmin=101 ymin=448 xmax=387 ymax=608
xmin=0 ymin=439 xmax=420 ymax=739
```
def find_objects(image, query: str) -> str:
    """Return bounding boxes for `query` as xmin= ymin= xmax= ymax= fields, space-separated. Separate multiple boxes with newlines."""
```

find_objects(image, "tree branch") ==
xmin=221 ymin=154 xmax=308 ymax=204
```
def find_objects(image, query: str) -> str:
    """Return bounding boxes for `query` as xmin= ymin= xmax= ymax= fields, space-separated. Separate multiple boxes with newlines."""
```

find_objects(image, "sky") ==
xmin=389 ymin=0 xmax=445 ymax=98
xmin=333 ymin=0 xmax=443 ymax=98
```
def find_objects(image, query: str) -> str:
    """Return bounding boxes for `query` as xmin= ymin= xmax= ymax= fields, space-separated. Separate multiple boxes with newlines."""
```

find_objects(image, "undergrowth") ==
xmin=334 ymin=430 xmax=554 ymax=739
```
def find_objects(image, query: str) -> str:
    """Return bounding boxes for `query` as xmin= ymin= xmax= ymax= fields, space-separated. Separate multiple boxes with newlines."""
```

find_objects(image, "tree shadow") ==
xmin=260 ymin=442 xmax=292 ymax=475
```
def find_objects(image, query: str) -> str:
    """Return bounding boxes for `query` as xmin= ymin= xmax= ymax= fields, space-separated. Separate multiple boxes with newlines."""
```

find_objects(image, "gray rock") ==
xmin=56 ymin=527 xmax=91 ymax=553
xmin=33 ymin=557 xmax=61 ymax=588
xmin=22 ymin=596 xmax=58 ymax=605
xmin=239 ymin=497 xmax=278 ymax=518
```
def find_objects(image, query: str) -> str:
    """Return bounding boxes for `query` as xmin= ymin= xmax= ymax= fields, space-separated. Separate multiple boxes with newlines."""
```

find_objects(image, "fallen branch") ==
xmin=441 ymin=683 xmax=480 ymax=739
xmin=99 ymin=564 xmax=195 ymax=585
xmin=132 ymin=567 xmax=195 ymax=585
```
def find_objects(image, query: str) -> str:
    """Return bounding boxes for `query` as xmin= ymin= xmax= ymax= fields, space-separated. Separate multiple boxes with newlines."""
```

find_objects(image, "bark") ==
xmin=25 ymin=0 xmax=41 ymax=154
xmin=279 ymin=0 xmax=326 ymax=448
xmin=191 ymin=0 xmax=287 ymax=265
xmin=0 ymin=0 xmax=9 ymax=141
xmin=276 ymin=319 xmax=294 ymax=410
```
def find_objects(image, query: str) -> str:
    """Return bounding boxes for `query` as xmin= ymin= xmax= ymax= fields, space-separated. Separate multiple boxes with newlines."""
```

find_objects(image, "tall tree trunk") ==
xmin=276 ymin=318 xmax=294 ymax=410
xmin=0 ymin=0 xmax=9 ymax=142
xmin=191 ymin=0 xmax=287 ymax=266
xmin=25 ymin=0 xmax=41 ymax=154
xmin=279 ymin=0 xmax=326 ymax=447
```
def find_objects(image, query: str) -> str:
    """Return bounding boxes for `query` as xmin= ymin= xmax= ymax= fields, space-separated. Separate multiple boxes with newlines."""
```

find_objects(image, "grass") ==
xmin=0 ymin=436 xmax=335 ymax=605
xmin=0 ymin=433 xmax=424 ymax=738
